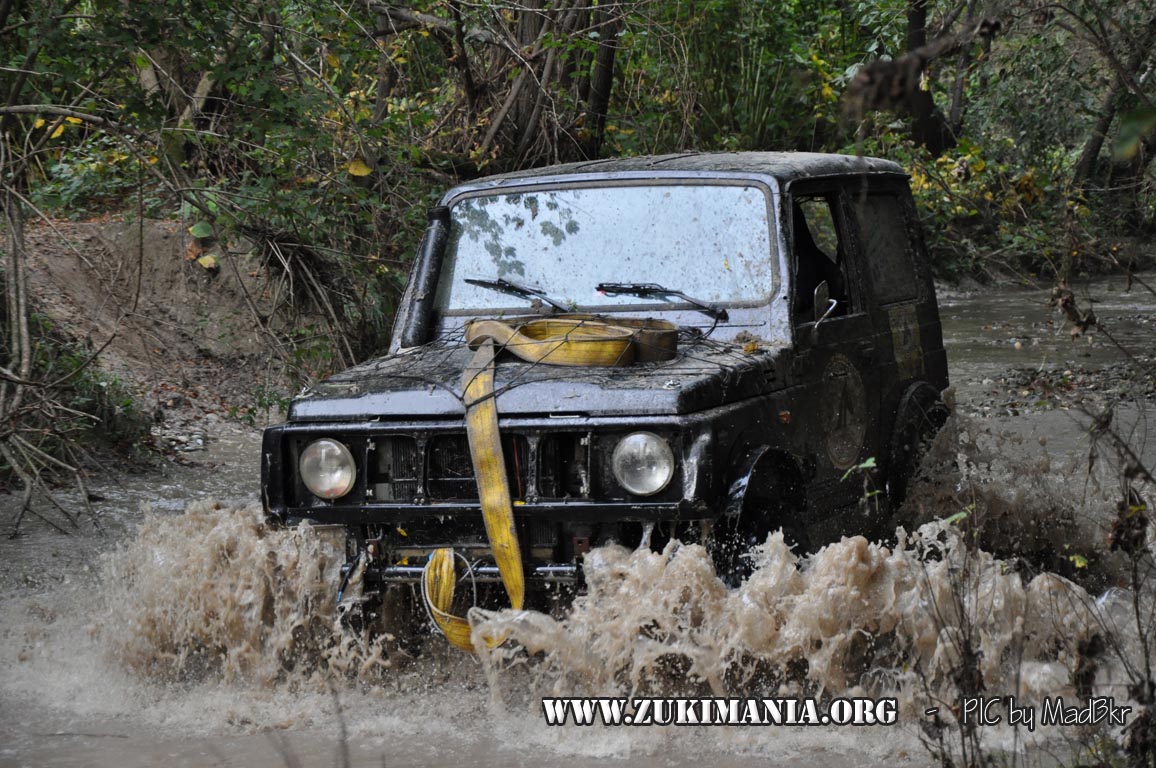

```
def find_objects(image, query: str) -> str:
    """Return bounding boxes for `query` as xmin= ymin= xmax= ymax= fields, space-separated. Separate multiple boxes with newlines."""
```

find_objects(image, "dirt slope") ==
xmin=24 ymin=218 xmax=293 ymax=428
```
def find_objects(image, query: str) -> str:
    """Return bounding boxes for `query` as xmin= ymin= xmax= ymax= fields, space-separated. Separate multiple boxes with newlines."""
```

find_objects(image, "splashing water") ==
xmin=1 ymin=411 xmax=1152 ymax=765
xmin=97 ymin=500 xmax=401 ymax=686
xmin=472 ymin=524 xmax=1109 ymax=712
xmin=86 ymin=496 xmax=1126 ymax=728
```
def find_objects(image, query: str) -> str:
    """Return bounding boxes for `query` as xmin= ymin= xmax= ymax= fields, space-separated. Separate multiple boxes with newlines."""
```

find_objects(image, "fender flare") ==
xmin=715 ymin=446 xmax=807 ymax=584
xmin=723 ymin=446 xmax=805 ymax=522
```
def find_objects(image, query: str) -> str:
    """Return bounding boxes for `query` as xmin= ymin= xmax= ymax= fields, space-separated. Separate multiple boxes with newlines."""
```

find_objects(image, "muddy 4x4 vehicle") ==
xmin=261 ymin=152 xmax=949 ymax=646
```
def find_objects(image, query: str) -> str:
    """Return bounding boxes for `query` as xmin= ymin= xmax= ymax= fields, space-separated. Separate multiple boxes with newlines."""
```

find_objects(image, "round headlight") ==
xmin=612 ymin=432 xmax=675 ymax=496
xmin=300 ymin=438 xmax=356 ymax=499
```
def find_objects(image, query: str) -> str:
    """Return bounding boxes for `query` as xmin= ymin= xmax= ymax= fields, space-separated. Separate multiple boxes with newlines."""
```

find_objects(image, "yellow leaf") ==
xmin=50 ymin=124 xmax=64 ymax=139
xmin=33 ymin=118 xmax=45 ymax=129
xmin=65 ymin=117 xmax=83 ymax=125
xmin=348 ymin=158 xmax=372 ymax=176
xmin=325 ymin=52 xmax=340 ymax=69
xmin=196 ymin=253 xmax=218 ymax=270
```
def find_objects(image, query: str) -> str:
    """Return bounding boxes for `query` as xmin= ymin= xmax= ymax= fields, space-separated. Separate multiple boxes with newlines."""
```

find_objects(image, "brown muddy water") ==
xmin=1 ymin=274 xmax=1154 ymax=768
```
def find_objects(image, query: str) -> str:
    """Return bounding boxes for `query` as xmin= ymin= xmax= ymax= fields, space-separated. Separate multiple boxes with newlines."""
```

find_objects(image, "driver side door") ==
xmin=785 ymin=180 xmax=884 ymax=521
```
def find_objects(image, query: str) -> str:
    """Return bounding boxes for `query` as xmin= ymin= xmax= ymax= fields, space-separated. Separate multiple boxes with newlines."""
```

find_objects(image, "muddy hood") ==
xmin=289 ymin=340 xmax=785 ymax=420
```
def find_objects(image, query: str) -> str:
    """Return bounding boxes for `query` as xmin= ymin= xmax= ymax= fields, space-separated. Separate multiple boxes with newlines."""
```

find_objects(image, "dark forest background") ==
xmin=1 ymin=0 xmax=1153 ymax=484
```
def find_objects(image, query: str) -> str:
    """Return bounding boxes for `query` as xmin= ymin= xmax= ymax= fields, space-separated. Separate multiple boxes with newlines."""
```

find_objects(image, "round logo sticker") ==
xmin=822 ymin=354 xmax=867 ymax=469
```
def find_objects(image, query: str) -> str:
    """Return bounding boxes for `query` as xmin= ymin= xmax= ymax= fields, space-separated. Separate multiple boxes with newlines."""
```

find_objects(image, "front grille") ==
xmin=427 ymin=434 xmax=530 ymax=500
xmin=374 ymin=436 xmax=421 ymax=501
xmin=370 ymin=432 xmax=552 ymax=502
xmin=538 ymin=433 xmax=591 ymax=498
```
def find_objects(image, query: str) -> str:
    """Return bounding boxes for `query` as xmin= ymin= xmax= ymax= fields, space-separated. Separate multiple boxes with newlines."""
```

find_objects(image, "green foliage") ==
xmin=10 ymin=312 xmax=153 ymax=469
xmin=883 ymin=136 xmax=1065 ymax=278
xmin=227 ymin=385 xmax=292 ymax=427
xmin=613 ymin=0 xmax=904 ymax=154
xmin=28 ymin=132 xmax=167 ymax=219
xmin=8 ymin=0 xmax=1155 ymax=359
xmin=840 ymin=455 xmax=878 ymax=482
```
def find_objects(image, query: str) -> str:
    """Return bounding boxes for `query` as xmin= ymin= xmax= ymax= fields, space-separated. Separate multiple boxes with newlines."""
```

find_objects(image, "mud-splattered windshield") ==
xmin=434 ymin=183 xmax=775 ymax=314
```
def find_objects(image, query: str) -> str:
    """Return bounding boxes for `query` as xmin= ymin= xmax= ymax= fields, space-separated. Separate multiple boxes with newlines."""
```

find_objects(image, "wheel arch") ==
xmin=723 ymin=445 xmax=807 ymax=524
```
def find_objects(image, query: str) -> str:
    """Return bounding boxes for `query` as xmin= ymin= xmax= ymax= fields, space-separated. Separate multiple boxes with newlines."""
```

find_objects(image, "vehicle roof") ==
xmin=445 ymin=151 xmax=906 ymax=197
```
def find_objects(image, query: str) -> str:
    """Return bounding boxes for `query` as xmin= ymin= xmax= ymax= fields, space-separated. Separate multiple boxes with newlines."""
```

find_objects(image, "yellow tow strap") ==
xmin=422 ymin=315 xmax=677 ymax=651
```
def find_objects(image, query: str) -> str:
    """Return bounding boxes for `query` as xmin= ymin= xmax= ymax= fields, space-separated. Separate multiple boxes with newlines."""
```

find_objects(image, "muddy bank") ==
xmin=21 ymin=219 xmax=323 ymax=455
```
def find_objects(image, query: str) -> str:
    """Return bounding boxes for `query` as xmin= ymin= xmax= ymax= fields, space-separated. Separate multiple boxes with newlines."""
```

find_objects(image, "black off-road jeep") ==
xmin=261 ymin=152 xmax=949 ymax=630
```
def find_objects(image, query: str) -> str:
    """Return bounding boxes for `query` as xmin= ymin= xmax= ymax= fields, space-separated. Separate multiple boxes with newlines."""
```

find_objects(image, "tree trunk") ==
xmin=947 ymin=0 xmax=979 ymax=136
xmin=1073 ymin=77 xmax=1126 ymax=188
xmin=905 ymin=0 xmax=956 ymax=156
xmin=579 ymin=8 xmax=620 ymax=160
xmin=1108 ymin=128 xmax=1156 ymax=230
xmin=1072 ymin=12 xmax=1156 ymax=190
xmin=512 ymin=0 xmax=544 ymax=135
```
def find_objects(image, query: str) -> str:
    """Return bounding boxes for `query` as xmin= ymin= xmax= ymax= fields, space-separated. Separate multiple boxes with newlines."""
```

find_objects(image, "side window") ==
xmin=853 ymin=193 xmax=919 ymax=305
xmin=792 ymin=193 xmax=857 ymax=321
xmin=800 ymin=198 xmax=840 ymax=256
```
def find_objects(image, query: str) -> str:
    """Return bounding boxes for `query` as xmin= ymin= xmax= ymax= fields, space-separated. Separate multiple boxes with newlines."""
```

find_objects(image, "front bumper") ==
xmin=262 ymin=416 xmax=716 ymax=524
xmin=262 ymin=415 xmax=719 ymax=585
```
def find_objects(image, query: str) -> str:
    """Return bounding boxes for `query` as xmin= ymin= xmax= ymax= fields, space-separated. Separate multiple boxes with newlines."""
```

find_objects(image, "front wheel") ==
xmin=710 ymin=462 xmax=807 ymax=587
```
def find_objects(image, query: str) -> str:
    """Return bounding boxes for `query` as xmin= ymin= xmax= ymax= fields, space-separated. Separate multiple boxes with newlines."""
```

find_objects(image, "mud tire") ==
xmin=886 ymin=383 xmax=950 ymax=509
xmin=711 ymin=460 xmax=806 ymax=587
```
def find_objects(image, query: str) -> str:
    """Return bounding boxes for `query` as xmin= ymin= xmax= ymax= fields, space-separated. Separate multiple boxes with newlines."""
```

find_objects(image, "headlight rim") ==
xmin=611 ymin=430 xmax=676 ymax=497
xmin=299 ymin=437 xmax=357 ymax=500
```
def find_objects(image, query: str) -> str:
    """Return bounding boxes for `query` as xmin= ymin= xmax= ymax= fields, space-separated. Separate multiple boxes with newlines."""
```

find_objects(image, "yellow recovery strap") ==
xmin=422 ymin=315 xmax=677 ymax=651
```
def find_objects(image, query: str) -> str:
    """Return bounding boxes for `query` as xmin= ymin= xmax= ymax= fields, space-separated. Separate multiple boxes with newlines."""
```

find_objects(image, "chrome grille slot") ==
xmin=373 ymin=436 xmax=421 ymax=501
xmin=427 ymin=434 xmax=530 ymax=501
xmin=427 ymin=435 xmax=474 ymax=500
xmin=537 ymin=432 xmax=592 ymax=500
xmin=528 ymin=519 xmax=557 ymax=547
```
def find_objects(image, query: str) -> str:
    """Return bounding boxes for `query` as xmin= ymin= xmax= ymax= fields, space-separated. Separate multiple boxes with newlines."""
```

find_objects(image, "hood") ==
xmin=289 ymin=336 xmax=787 ymax=421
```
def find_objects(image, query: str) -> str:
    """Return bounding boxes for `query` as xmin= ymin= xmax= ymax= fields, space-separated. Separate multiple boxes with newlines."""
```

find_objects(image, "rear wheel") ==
xmin=886 ymin=383 xmax=950 ymax=509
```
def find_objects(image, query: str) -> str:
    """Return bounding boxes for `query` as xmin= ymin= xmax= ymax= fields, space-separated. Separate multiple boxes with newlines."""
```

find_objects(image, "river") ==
xmin=1 ymin=273 xmax=1153 ymax=767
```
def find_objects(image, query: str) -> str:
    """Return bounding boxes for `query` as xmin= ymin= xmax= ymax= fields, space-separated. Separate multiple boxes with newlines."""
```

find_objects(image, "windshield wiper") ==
xmin=595 ymin=282 xmax=729 ymax=322
xmin=464 ymin=277 xmax=570 ymax=313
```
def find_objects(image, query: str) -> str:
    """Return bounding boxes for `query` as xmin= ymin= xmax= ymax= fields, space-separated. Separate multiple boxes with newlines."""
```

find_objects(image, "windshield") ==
xmin=433 ymin=183 xmax=775 ymax=314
